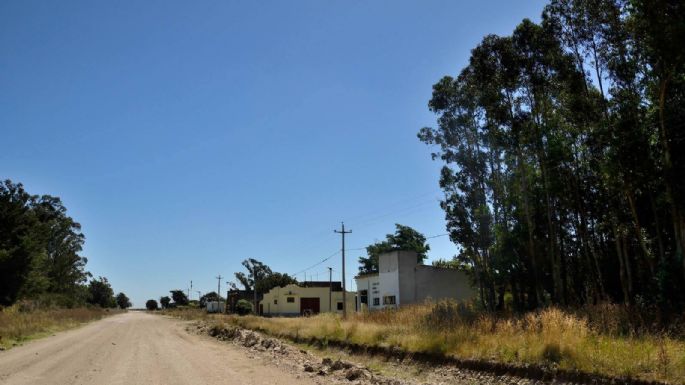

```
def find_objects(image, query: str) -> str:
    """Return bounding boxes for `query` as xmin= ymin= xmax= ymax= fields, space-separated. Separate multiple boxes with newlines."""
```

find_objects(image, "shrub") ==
xmin=235 ymin=299 xmax=253 ymax=315
xmin=145 ymin=299 xmax=159 ymax=310
xmin=423 ymin=299 xmax=476 ymax=329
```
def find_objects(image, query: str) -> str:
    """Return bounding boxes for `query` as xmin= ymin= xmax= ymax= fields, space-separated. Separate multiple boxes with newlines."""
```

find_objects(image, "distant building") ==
xmin=355 ymin=250 xmax=476 ymax=311
xmin=206 ymin=301 xmax=225 ymax=313
xmin=259 ymin=281 xmax=356 ymax=316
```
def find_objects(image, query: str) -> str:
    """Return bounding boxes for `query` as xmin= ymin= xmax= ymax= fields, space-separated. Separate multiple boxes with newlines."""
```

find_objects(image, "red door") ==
xmin=300 ymin=297 xmax=320 ymax=316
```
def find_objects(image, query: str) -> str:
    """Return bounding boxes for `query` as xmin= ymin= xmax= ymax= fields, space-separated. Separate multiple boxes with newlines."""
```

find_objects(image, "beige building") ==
xmin=259 ymin=282 xmax=356 ymax=316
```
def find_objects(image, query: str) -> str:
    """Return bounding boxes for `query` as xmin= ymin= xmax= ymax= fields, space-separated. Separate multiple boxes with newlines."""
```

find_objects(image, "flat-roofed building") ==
xmin=259 ymin=281 xmax=356 ymax=316
xmin=355 ymin=250 xmax=475 ymax=311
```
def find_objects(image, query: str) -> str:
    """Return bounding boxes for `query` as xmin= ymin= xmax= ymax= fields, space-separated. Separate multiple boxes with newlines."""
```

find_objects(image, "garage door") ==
xmin=300 ymin=297 xmax=320 ymax=316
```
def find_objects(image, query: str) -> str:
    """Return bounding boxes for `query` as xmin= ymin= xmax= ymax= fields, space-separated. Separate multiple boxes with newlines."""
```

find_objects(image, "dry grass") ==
xmin=0 ymin=304 xmax=117 ymax=349
xmin=167 ymin=302 xmax=685 ymax=384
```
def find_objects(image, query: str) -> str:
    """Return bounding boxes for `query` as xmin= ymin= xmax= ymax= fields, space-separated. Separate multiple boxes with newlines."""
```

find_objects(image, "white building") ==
xmin=355 ymin=250 xmax=476 ymax=311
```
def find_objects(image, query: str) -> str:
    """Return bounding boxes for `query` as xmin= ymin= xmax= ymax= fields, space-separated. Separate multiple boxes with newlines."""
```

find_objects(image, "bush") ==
xmin=423 ymin=299 xmax=476 ymax=329
xmin=145 ymin=299 xmax=159 ymax=310
xmin=235 ymin=299 xmax=253 ymax=315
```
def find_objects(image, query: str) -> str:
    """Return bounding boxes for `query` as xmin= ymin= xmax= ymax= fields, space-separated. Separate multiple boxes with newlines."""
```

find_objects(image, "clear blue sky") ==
xmin=1 ymin=0 xmax=546 ymax=307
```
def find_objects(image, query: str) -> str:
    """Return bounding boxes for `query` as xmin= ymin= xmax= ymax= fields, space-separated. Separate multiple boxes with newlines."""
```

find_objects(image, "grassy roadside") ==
xmin=165 ymin=303 xmax=685 ymax=384
xmin=0 ymin=305 xmax=119 ymax=350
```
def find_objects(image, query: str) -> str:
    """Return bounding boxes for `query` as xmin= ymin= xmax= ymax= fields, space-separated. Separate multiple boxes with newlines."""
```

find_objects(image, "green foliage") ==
xmin=199 ymin=291 xmax=223 ymax=308
xmin=419 ymin=0 xmax=685 ymax=311
xmin=358 ymin=224 xmax=430 ymax=274
xmin=0 ymin=180 xmax=90 ymax=306
xmin=145 ymin=299 xmax=159 ymax=310
xmin=159 ymin=296 xmax=171 ymax=309
xmin=88 ymin=277 xmax=115 ymax=308
xmin=235 ymin=299 xmax=253 ymax=315
xmin=170 ymin=290 xmax=189 ymax=306
xmin=256 ymin=272 xmax=297 ymax=294
xmin=115 ymin=292 xmax=131 ymax=309
xmin=233 ymin=258 xmax=297 ymax=295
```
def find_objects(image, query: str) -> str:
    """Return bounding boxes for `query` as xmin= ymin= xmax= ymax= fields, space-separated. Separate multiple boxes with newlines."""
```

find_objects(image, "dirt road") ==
xmin=0 ymin=312 xmax=318 ymax=385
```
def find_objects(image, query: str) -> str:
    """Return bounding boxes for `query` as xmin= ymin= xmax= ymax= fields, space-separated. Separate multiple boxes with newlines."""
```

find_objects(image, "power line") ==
xmin=347 ymin=232 xmax=450 ymax=252
xmin=291 ymin=249 xmax=340 ymax=277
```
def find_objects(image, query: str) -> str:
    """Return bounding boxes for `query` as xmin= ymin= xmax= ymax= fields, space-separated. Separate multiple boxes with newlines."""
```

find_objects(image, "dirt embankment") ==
xmin=190 ymin=321 xmax=566 ymax=385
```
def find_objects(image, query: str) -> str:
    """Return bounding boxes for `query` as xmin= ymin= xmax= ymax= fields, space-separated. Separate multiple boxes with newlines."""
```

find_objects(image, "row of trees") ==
xmin=0 ymin=180 xmax=129 ymax=309
xmin=419 ymin=0 xmax=685 ymax=311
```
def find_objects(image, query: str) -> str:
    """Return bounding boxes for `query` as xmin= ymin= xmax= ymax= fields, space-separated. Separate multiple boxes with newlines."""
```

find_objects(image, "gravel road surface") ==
xmin=0 ymin=312 xmax=318 ymax=385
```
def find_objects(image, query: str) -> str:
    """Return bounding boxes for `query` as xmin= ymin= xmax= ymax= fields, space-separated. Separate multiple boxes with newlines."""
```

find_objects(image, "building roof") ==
xmin=300 ymin=281 xmax=343 ymax=291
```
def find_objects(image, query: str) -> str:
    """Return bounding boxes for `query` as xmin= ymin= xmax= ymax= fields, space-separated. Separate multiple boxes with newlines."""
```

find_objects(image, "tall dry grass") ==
xmin=178 ymin=302 xmax=685 ymax=384
xmin=0 ymin=303 xmax=117 ymax=349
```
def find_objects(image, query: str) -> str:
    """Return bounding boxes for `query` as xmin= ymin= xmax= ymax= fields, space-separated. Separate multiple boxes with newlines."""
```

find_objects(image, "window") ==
xmin=373 ymin=297 xmax=380 ymax=306
xmin=287 ymin=297 xmax=295 ymax=303
xmin=383 ymin=296 xmax=396 ymax=305
xmin=337 ymin=302 xmax=343 ymax=310
xmin=359 ymin=290 xmax=368 ymax=304
xmin=274 ymin=299 xmax=278 ymax=305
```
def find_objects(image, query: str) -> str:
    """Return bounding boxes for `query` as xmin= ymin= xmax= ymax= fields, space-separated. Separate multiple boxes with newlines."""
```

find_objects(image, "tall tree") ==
xmin=159 ymin=296 xmax=171 ymax=309
xmin=170 ymin=290 xmax=189 ymax=306
xmin=419 ymin=0 xmax=685 ymax=311
xmin=115 ymin=292 xmax=131 ymax=309
xmin=0 ymin=180 xmax=91 ymax=306
xmin=88 ymin=277 xmax=115 ymax=308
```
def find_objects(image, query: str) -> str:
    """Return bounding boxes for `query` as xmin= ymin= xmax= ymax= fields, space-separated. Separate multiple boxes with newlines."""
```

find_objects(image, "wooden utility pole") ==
xmin=328 ymin=267 xmax=333 ymax=312
xmin=334 ymin=222 xmax=351 ymax=318
xmin=216 ymin=275 xmax=222 ymax=312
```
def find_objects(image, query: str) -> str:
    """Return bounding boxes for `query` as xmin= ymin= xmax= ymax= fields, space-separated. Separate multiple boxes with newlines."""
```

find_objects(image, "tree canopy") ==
xmin=88 ymin=277 xmax=116 ymax=308
xmin=145 ymin=299 xmax=158 ymax=310
xmin=419 ymin=0 xmax=685 ymax=311
xmin=0 ymin=180 xmax=91 ymax=306
xmin=233 ymin=258 xmax=297 ymax=294
xmin=115 ymin=292 xmax=131 ymax=309
xmin=159 ymin=296 xmax=171 ymax=309
xmin=358 ymin=224 xmax=430 ymax=274
xmin=170 ymin=290 xmax=189 ymax=306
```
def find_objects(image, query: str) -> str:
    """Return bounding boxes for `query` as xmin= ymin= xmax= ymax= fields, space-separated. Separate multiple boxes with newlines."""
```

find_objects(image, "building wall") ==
xmin=355 ymin=274 xmax=381 ymax=311
xmin=413 ymin=265 xmax=476 ymax=303
xmin=378 ymin=252 xmax=401 ymax=309
xmin=260 ymin=284 xmax=356 ymax=316
xmin=354 ymin=250 xmax=476 ymax=311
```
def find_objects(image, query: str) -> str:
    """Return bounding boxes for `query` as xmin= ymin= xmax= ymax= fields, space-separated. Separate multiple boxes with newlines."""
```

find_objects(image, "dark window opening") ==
xmin=383 ymin=296 xmax=396 ymax=305
xmin=373 ymin=297 xmax=380 ymax=306
xmin=287 ymin=297 xmax=295 ymax=303
xmin=274 ymin=299 xmax=278 ymax=305
xmin=337 ymin=302 xmax=343 ymax=310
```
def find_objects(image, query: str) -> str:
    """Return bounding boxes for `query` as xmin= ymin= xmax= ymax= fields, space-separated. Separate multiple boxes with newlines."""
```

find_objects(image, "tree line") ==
xmin=418 ymin=0 xmax=685 ymax=312
xmin=0 ymin=180 xmax=130 ymax=309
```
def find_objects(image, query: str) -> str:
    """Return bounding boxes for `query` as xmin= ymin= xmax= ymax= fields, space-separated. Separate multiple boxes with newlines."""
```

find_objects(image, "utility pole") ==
xmin=334 ymin=222 xmax=351 ymax=318
xmin=189 ymin=280 xmax=193 ymax=300
xmin=328 ymin=267 xmax=332 ymax=312
xmin=216 ymin=275 xmax=222 ymax=311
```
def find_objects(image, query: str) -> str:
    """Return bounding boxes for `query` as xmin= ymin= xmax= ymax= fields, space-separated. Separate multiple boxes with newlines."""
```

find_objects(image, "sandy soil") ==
xmin=0 ymin=311 xmax=319 ymax=385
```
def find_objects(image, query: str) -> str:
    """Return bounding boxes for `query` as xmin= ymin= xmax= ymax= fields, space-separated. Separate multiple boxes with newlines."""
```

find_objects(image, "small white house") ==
xmin=355 ymin=250 xmax=475 ymax=311
xmin=206 ymin=301 xmax=225 ymax=313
